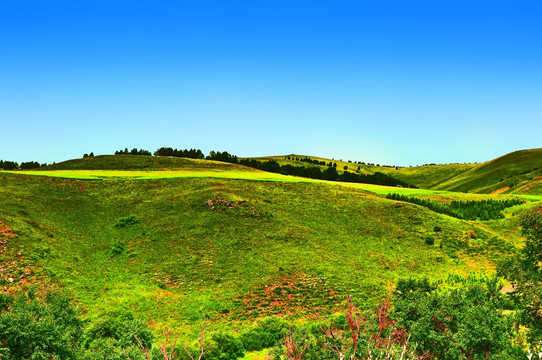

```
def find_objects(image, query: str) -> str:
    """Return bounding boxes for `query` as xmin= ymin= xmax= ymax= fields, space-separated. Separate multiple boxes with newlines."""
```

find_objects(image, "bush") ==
xmin=393 ymin=278 xmax=521 ymax=359
xmin=114 ymin=216 xmax=140 ymax=228
xmin=433 ymin=225 xmax=442 ymax=232
xmin=0 ymin=289 xmax=83 ymax=360
xmin=205 ymin=332 xmax=245 ymax=360
xmin=111 ymin=242 xmax=125 ymax=255
xmin=424 ymin=236 xmax=435 ymax=245
xmin=240 ymin=317 xmax=287 ymax=351
xmin=498 ymin=207 xmax=542 ymax=343
xmin=82 ymin=308 xmax=154 ymax=359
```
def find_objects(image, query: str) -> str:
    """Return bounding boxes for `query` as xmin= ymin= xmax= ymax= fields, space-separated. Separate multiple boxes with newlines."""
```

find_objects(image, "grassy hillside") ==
xmin=0 ymin=160 xmax=525 ymax=337
xmin=434 ymin=148 xmax=542 ymax=194
xmin=382 ymin=163 xmax=477 ymax=189
xmin=252 ymin=154 xmax=477 ymax=189
xmin=41 ymin=154 xmax=252 ymax=171
xmin=255 ymin=149 xmax=542 ymax=195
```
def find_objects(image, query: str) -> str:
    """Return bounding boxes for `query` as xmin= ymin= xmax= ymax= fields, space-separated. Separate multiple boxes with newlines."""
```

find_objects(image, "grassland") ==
xmin=0 ymin=164 xmax=527 ymax=328
xmin=40 ymin=154 xmax=251 ymax=171
xmin=252 ymin=155 xmax=478 ymax=188
xmin=255 ymin=148 xmax=542 ymax=195
xmin=1 ymin=152 xmax=540 ymax=358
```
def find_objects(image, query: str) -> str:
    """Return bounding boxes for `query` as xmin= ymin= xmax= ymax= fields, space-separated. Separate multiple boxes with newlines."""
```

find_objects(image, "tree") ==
xmin=0 ymin=289 xmax=84 ymax=360
xmin=19 ymin=161 xmax=41 ymax=170
xmin=0 ymin=160 xmax=19 ymax=170
xmin=499 ymin=207 xmax=542 ymax=342
xmin=154 ymin=147 xmax=203 ymax=159
xmin=322 ymin=167 xmax=338 ymax=181
xmin=206 ymin=151 xmax=238 ymax=164
xmin=393 ymin=278 xmax=519 ymax=359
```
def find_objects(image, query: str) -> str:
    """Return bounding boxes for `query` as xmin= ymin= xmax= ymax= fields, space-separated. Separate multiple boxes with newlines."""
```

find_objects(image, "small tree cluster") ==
xmin=386 ymin=193 xmax=524 ymax=220
xmin=155 ymin=147 xmax=204 ymax=159
xmin=0 ymin=160 xmax=19 ymax=170
xmin=239 ymin=159 xmax=414 ymax=187
xmin=206 ymin=151 xmax=238 ymax=163
xmin=0 ymin=159 xmax=46 ymax=170
xmin=116 ymin=148 xmax=152 ymax=156
xmin=285 ymin=156 xmax=327 ymax=166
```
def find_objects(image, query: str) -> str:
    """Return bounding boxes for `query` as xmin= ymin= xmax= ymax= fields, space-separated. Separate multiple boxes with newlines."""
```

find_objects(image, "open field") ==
xmin=2 ymin=154 xmax=541 ymax=357
xmin=1 ymin=167 xmax=529 ymax=330
xmin=7 ymin=167 xmax=542 ymax=202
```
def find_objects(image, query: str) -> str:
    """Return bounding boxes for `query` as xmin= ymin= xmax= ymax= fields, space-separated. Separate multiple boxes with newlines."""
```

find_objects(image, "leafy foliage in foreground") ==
xmin=386 ymin=193 xmax=524 ymax=220
xmin=0 ymin=288 xmax=159 ymax=360
xmin=269 ymin=296 xmax=427 ymax=360
xmin=269 ymin=278 xmax=526 ymax=360
xmin=0 ymin=289 xmax=83 ymax=360
xmin=393 ymin=278 xmax=522 ymax=359
xmin=499 ymin=207 xmax=542 ymax=343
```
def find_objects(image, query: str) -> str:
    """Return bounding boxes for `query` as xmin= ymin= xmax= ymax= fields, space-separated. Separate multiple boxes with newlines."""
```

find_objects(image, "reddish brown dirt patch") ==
xmin=491 ymin=187 xmax=510 ymax=194
xmin=205 ymin=194 xmax=247 ymax=212
xmin=229 ymin=274 xmax=341 ymax=319
xmin=0 ymin=221 xmax=16 ymax=238
xmin=0 ymin=222 xmax=40 ymax=294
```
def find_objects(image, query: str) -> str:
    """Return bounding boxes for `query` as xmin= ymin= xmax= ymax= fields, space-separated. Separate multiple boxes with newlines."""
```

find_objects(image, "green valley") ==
xmin=1 ymin=150 xmax=541 ymax=359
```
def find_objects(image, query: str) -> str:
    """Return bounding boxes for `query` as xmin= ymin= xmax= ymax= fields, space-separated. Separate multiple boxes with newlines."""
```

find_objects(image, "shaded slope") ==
xmin=253 ymin=155 xmax=477 ymax=189
xmin=386 ymin=163 xmax=477 ymax=189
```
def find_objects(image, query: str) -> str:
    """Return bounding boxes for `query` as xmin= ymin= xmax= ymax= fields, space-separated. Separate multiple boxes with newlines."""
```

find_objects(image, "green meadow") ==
xmin=1 ymin=153 xmax=541 ymax=358
xmin=256 ymin=148 xmax=542 ymax=196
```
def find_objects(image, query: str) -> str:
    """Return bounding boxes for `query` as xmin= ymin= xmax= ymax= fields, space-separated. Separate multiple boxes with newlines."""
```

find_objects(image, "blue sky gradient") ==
xmin=1 ymin=1 xmax=541 ymax=165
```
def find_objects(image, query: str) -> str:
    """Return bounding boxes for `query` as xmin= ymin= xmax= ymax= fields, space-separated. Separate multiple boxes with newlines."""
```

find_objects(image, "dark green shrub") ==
xmin=386 ymin=193 xmax=524 ymax=220
xmin=393 ymin=278 xmax=521 ymax=359
xmin=205 ymin=332 xmax=245 ymax=360
xmin=111 ymin=242 xmax=125 ymax=255
xmin=0 ymin=289 xmax=83 ymax=360
xmin=425 ymin=236 xmax=435 ymax=245
xmin=114 ymin=216 xmax=139 ymax=228
xmin=84 ymin=308 xmax=153 ymax=349
xmin=240 ymin=317 xmax=287 ymax=351
xmin=498 ymin=207 xmax=542 ymax=344
xmin=433 ymin=225 xmax=442 ymax=232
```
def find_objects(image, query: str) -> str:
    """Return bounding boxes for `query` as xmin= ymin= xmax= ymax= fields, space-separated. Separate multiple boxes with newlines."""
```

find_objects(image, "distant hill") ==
xmin=253 ymin=148 xmax=542 ymax=195
xmin=250 ymin=155 xmax=477 ymax=189
xmin=432 ymin=148 xmax=542 ymax=195
xmin=40 ymin=154 xmax=255 ymax=172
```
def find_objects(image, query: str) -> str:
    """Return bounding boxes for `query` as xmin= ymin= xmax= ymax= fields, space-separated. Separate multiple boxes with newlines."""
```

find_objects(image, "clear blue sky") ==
xmin=1 ymin=1 xmax=541 ymax=166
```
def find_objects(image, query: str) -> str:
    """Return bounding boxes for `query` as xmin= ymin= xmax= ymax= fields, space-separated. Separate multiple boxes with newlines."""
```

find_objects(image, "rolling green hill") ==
xmin=250 ymin=155 xmax=478 ymax=189
xmin=0 ymin=157 xmax=527 ymax=332
xmin=254 ymin=148 xmax=542 ymax=195
xmin=1 ymin=153 xmax=541 ymax=358
xmin=41 ymin=154 xmax=254 ymax=171
xmin=433 ymin=148 xmax=542 ymax=195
